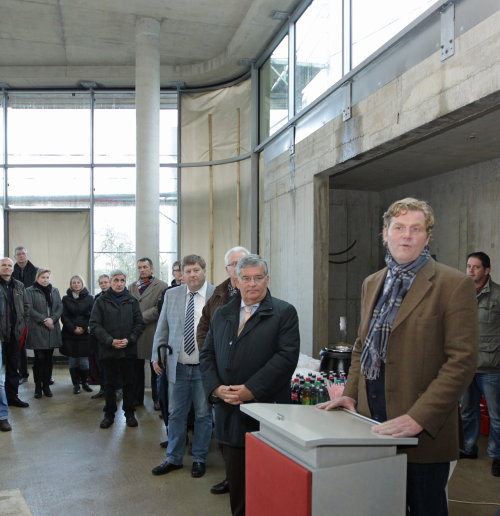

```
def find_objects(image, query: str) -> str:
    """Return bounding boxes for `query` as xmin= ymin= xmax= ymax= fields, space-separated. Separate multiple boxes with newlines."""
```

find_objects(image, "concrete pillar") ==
xmin=135 ymin=17 xmax=160 ymax=266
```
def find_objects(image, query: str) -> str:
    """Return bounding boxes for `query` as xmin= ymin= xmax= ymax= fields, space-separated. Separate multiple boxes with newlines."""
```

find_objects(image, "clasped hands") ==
xmin=112 ymin=338 xmax=128 ymax=349
xmin=316 ymin=396 xmax=423 ymax=437
xmin=214 ymin=384 xmax=254 ymax=405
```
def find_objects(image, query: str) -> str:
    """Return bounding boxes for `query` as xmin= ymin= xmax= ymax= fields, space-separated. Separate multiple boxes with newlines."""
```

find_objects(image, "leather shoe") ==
xmin=100 ymin=417 xmax=114 ymax=429
xmin=191 ymin=462 xmax=206 ymax=478
xmin=126 ymin=415 xmax=138 ymax=427
xmin=8 ymin=397 xmax=29 ymax=408
xmin=0 ymin=419 xmax=12 ymax=432
xmin=492 ymin=459 xmax=500 ymax=477
xmin=91 ymin=389 xmax=105 ymax=399
xmin=210 ymin=478 xmax=229 ymax=494
xmin=459 ymin=448 xmax=478 ymax=459
xmin=160 ymin=440 xmax=168 ymax=448
xmin=152 ymin=461 xmax=183 ymax=476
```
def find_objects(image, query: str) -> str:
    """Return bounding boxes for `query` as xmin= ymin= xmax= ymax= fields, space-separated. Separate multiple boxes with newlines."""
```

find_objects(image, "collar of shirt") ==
xmin=187 ymin=281 xmax=208 ymax=301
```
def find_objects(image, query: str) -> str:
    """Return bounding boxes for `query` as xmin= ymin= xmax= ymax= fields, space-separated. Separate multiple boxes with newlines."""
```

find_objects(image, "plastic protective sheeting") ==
xmin=180 ymin=81 xmax=252 ymax=284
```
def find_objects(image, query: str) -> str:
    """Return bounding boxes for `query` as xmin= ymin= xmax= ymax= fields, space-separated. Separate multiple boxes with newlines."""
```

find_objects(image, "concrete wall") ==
xmin=259 ymin=8 xmax=500 ymax=356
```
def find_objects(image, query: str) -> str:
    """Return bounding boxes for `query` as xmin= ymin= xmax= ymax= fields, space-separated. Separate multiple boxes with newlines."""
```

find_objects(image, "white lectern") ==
xmin=241 ymin=404 xmax=418 ymax=516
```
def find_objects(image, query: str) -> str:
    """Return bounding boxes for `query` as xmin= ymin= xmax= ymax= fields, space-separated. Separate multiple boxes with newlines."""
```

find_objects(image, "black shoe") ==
xmin=210 ymin=478 xmax=229 ymax=494
xmin=152 ymin=461 xmax=183 ymax=476
xmin=160 ymin=440 xmax=168 ymax=449
xmin=73 ymin=385 xmax=81 ymax=395
xmin=100 ymin=417 xmax=114 ymax=429
xmin=91 ymin=389 xmax=105 ymax=399
xmin=82 ymin=383 xmax=93 ymax=393
xmin=34 ymin=386 xmax=42 ymax=399
xmin=126 ymin=415 xmax=138 ymax=427
xmin=42 ymin=385 xmax=53 ymax=397
xmin=492 ymin=459 xmax=500 ymax=477
xmin=0 ymin=419 xmax=12 ymax=432
xmin=49 ymin=377 xmax=55 ymax=385
xmin=459 ymin=448 xmax=478 ymax=459
xmin=8 ymin=397 xmax=29 ymax=408
xmin=191 ymin=462 xmax=206 ymax=478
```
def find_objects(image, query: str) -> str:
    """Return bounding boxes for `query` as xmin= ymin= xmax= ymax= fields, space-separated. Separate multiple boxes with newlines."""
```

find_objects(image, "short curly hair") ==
xmin=383 ymin=198 xmax=434 ymax=238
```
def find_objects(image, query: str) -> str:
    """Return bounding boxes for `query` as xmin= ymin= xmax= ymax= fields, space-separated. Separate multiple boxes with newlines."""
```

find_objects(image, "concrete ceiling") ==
xmin=0 ymin=0 xmax=301 ymax=89
xmin=330 ymin=102 xmax=500 ymax=192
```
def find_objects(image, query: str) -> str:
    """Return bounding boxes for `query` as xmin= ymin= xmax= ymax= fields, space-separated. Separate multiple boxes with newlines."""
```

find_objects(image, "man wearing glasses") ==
xmin=200 ymin=254 xmax=300 ymax=516
xmin=169 ymin=261 xmax=183 ymax=289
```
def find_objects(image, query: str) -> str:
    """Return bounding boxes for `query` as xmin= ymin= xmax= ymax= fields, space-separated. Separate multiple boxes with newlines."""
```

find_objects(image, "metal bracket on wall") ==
xmin=341 ymin=81 xmax=352 ymax=122
xmin=440 ymin=1 xmax=455 ymax=61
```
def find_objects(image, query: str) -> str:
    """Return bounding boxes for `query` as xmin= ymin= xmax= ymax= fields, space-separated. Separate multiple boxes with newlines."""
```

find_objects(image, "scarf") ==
xmin=35 ymin=282 xmax=53 ymax=307
xmin=137 ymin=276 xmax=153 ymax=295
xmin=360 ymin=246 xmax=431 ymax=380
xmin=228 ymin=281 xmax=239 ymax=298
xmin=109 ymin=287 xmax=129 ymax=303
xmin=476 ymin=275 xmax=489 ymax=295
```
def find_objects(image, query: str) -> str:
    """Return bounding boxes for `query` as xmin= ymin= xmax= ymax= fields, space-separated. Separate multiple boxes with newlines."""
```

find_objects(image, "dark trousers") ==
xmin=2 ymin=331 xmax=20 ymax=401
xmin=132 ymin=359 xmax=159 ymax=405
xmin=19 ymin=346 xmax=29 ymax=378
xmin=33 ymin=349 xmax=54 ymax=386
xmin=221 ymin=444 xmax=246 ymax=516
xmin=101 ymin=358 xmax=135 ymax=418
xmin=406 ymin=462 xmax=450 ymax=516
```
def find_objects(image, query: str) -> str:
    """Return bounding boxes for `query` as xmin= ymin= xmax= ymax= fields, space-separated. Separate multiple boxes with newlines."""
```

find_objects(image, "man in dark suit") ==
xmin=12 ymin=246 xmax=38 ymax=383
xmin=318 ymin=198 xmax=478 ymax=516
xmin=151 ymin=254 xmax=215 ymax=479
xmin=200 ymin=254 xmax=300 ymax=516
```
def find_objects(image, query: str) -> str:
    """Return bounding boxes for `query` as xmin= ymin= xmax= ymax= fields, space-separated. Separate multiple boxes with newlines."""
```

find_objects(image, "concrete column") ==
xmin=135 ymin=17 xmax=160 ymax=266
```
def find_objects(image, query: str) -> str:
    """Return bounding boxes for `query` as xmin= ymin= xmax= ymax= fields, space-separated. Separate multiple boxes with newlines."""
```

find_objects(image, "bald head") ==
xmin=0 ymin=258 xmax=14 ymax=280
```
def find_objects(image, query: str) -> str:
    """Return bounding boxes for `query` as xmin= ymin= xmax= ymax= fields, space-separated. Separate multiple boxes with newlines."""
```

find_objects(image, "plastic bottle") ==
xmin=290 ymin=378 xmax=300 ymax=404
xmin=301 ymin=378 xmax=312 ymax=405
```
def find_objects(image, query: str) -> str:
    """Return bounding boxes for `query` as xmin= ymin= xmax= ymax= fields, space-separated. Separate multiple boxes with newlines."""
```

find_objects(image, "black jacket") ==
xmin=200 ymin=291 xmax=300 ymax=447
xmin=61 ymin=288 xmax=94 ymax=357
xmin=89 ymin=289 xmax=145 ymax=360
xmin=13 ymin=261 xmax=38 ymax=288
xmin=0 ymin=278 xmax=28 ymax=342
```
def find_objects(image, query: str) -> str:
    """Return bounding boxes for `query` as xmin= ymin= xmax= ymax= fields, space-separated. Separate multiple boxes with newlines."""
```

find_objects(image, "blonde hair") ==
xmin=69 ymin=275 xmax=86 ymax=289
xmin=383 ymin=198 xmax=434 ymax=238
xmin=35 ymin=268 xmax=51 ymax=281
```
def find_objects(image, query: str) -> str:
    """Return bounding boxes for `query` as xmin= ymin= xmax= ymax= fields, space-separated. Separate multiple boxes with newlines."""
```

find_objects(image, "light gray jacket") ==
xmin=151 ymin=282 xmax=215 ymax=383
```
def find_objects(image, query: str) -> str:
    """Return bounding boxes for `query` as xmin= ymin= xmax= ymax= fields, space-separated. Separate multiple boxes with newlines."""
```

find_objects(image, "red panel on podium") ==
xmin=246 ymin=433 xmax=312 ymax=516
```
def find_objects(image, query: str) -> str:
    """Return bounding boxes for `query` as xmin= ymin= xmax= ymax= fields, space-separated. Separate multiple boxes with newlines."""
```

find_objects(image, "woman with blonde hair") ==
xmin=61 ymin=275 xmax=94 ymax=394
xmin=25 ymin=269 xmax=63 ymax=399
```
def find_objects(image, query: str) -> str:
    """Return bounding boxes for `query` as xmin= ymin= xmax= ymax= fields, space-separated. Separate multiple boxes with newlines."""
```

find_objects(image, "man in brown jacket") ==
xmin=128 ymin=257 xmax=168 ymax=407
xmin=196 ymin=245 xmax=249 ymax=495
xmin=319 ymin=198 xmax=478 ymax=516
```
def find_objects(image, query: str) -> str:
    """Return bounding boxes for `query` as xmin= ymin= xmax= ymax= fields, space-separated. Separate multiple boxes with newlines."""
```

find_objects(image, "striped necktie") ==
xmin=184 ymin=291 xmax=197 ymax=355
xmin=237 ymin=305 xmax=253 ymax=336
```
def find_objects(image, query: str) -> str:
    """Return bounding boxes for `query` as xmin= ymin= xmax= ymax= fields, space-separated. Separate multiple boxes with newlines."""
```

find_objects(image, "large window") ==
xmin=259 ymin=36 xmax=289 ymax=140
xmin=295 ymin=0 xmax=343 ymax=113
xmin=2 ymin=90 xmax=178 ymax=287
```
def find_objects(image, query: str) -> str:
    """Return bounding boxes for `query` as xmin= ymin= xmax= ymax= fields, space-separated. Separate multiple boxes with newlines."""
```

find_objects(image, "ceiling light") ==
xmin=79 ymin=81 xmax=99 ymax=89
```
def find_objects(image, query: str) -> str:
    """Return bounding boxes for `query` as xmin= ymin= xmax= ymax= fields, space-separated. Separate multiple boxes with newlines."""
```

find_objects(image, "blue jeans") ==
xmin=68 ymin=357 xmax=89 ymax=369
xmin=166 ymin=363 xmax=212 ymax=465
xmin=461 ymin=372 xmax=500 ymax=459
xmin=0 ymin=345 xmax=9 ymax=420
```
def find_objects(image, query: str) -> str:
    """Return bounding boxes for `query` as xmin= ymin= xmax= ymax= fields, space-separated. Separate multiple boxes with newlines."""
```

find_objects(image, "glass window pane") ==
xmin=94 ymin=93 xmax=136 ymax=164
xmin=352 ymin=0 xmax=436 ymax=68
xmin=259 ymin=36 xmax=289 ymax=141
xmin=159 ymin=166 xmax=178 ymax=283
xmin=7 ymin=167 xmax=90 ymax=208
xmin=160 ymin=93 xmax=178 ymax=164
xmin=93 ymin=167 xmax=136 ymax=197
xmin=7 ymin=93 xmax=90 ymax=164
xmin=295 ymin=0 xmax=343 ymax=113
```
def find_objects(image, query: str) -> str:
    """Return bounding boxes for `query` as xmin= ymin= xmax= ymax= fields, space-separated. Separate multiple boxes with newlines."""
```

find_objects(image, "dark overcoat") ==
xmin=200 ymin=290 xmax=300 ymax=447
xmin=61 ymin=287 xmax=94 ymax=357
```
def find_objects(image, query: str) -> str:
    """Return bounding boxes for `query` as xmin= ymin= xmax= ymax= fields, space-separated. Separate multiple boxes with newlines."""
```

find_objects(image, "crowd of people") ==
xmin=1 ymin=197 xmax=499 ymax=516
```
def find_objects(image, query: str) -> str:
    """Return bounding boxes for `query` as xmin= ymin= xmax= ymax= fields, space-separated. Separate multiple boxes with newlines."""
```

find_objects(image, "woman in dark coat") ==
xmin=90 ymin=269 xmax=144 ymax=429
xmin=61 ymin=275 xmax=94 ymax=394
xmin=25 ymin=268 xmax=63 ymax=399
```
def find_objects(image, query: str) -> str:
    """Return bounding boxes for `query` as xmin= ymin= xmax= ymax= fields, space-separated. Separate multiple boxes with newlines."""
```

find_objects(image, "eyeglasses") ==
xmin=226 ymin=261 xmax=238 ymax=268
xmin=391 ymin=224 xmax=427 ymax=235
xmin=173 ymin=268 xmax=181 ymax=273
xmin=239 ymin=275 xmax=267 ymax=283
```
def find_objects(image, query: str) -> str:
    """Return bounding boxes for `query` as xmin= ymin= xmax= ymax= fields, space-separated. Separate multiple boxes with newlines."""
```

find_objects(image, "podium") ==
xmin=241 ymin=404 xmax=418 ymax=516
